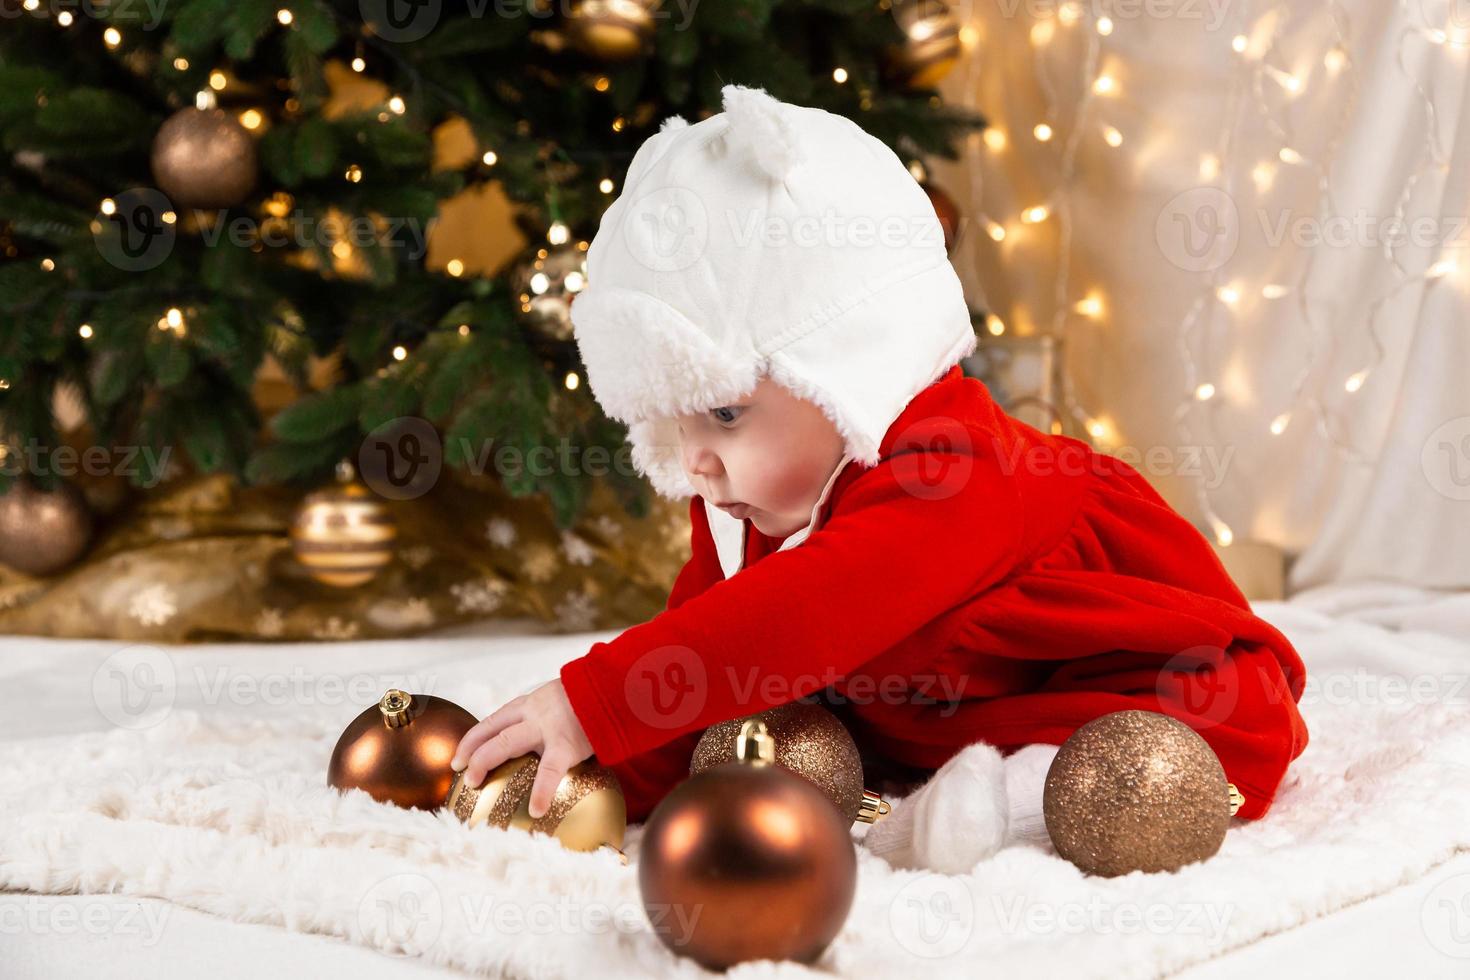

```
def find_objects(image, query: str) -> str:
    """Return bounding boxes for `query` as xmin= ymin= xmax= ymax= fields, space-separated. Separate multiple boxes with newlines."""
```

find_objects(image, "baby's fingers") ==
xmin=463 ymin=721 xmax=540 ymax=789
xmin=452 ymin=703 xmax=524 ymax=772
xmin=527 ymin=749 xmax=571 ymax=820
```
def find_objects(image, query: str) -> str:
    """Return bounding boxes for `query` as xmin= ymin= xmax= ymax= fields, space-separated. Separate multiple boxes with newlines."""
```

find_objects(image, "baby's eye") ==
xmin=710 ymin=406 xmax=743 ymax=425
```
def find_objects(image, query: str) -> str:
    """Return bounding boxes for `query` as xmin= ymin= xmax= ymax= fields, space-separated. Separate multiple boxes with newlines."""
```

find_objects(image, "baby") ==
xmin=451 ymin=85 xmax=1309 ymax=872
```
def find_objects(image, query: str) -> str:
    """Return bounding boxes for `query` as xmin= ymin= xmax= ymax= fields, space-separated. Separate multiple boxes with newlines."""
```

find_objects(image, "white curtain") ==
xmin=938 ymin=0 xmax=1470 ymax=592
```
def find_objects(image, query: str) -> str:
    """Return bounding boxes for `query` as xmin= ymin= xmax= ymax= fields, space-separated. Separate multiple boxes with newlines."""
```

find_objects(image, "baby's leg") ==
xmin=864 ymin=741 xmax=1060 ymax=874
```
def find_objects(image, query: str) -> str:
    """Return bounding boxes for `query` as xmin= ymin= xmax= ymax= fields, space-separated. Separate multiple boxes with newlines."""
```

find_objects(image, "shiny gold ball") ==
xmin=884 ymin=0 xmax=962 ymax=90
xmin=563 ymin=0 xmax=659 ymax=61
xmin=0 ymin=477 xmax=92 ymax=576
xmin=151 ymin=107 xmax=259 ymax=209
xmin=444 ymin=755 xmax=627 ymax=855
xmin=1043 ymin=710 xmax=1236 ymax=877
xmin=289 ymin=479 xmax=397 ymax=588
xmin=692 ymin=701 xmax=885 ymax=825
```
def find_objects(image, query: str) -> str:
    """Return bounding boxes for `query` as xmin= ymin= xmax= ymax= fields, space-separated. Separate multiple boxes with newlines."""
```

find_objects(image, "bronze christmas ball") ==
xmin=328 ymin=690 xmax=478 ymax=810
xmin=290 ymin=478 xmax=398 ymax=588
xmin=640 ymin=720 xmax=857 ymax=970
xmin=0 ymin=477 xmax=92 ymax=576
xmin=1043 ymin=709 xmax=1239 ymax=877
xmin=151 ymin=107 xmax=259 ymax=210
xmin=690 ymin=701 xmax=889 ymax=825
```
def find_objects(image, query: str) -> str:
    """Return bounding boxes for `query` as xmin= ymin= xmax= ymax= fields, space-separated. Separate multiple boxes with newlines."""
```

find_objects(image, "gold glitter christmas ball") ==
xmin=1043 ymin=710 xmax=1239 ymax=877
xmin=151 ymin=107 xmax=259 ymax=210
xmin=690 ymin=701 xmax=889 ymax=825
xmin=443 ymin=755 xmax=626 ymax=855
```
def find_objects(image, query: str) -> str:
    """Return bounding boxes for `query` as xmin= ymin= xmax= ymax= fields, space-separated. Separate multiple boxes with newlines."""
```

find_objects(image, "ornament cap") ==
xmin=379 ymin=689 xmax=414 ymax=728
xmin=856 ymin=788 xmax=891 ymax=824
xmin=1227 ymin=782 xmax=1245 ymax=817
xmin=736 ymin=719 xmax=775 ymax=766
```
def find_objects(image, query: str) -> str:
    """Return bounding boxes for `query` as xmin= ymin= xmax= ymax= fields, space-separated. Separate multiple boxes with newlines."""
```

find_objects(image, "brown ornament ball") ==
xmin=690 ymin=701 xmax=888 ymax=825
xmin=641 ymin=720 xmax=857 ymax=970
xmin=328 ymin=690 xmax=477 ymax=810
xmin=0 ymin=477 xmax=92 ymax=576
xmin=1043 ymin=710 xmax=1237 ymax=877
xmin=290 ymin=477 xmax=398 ymax=588
xmin=151 ymin=107 xmax=259 ymax=210
xmin=921 ymin=181 xmax=961 ymax=253
xmin=444 ymin=755 xmax=627 ymax=855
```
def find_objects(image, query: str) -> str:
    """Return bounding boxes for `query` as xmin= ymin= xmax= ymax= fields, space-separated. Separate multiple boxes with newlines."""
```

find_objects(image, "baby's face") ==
xmin=674 ymin=376 xmax=846 ymax=540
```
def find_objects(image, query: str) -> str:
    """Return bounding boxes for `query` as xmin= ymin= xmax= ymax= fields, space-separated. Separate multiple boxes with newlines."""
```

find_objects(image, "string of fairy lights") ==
xmin=14 ymin=5 xmax=622 ymax=395
xmin=958 ymin=0 xmax=1468 ymax=548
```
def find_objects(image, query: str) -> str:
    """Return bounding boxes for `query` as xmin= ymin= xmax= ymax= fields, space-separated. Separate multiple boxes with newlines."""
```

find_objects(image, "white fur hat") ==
xmin=571 ymin=83 xmax=977 ymax=499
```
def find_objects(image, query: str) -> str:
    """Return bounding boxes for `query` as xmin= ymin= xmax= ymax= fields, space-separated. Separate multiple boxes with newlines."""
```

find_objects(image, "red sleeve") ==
xmin=560 ymin=439 xmax=1026 ymax=766
xmin=663 ymin=496 xmax=726 ymax=612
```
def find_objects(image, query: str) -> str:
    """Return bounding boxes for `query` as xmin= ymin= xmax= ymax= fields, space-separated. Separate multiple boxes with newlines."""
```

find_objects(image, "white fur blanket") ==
xmin=3 ymin=590 xmax=1469 ymax=978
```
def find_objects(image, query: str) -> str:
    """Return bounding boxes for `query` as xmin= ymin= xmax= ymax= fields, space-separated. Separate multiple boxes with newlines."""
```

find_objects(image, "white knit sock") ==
xmin=864 ymin=742 xmax=1061 ymax=873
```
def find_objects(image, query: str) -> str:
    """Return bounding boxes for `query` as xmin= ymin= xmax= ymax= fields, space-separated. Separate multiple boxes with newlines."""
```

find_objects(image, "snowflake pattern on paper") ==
xmin=312 ymin=616 xmax=360 ymax=641
xmin=255 ymin=607 xmax=285 ymax=638
xmin=396 ymin=597 xmax=435 ymax=628
xmin=399 ymin=545 xmax=435 ymax=571
xmin=589 ymin=514 xmax=621 ymax=541
xmin=128 ymin=583 xmax=178 ymax=626
xmin=522 ymin=543 xmax=558 ymax=583
xmin=561 ymin=531 xmax=595 ymax=566
xmin=450 ymin=577 xmax=508 ymax=614
xmin=554 ymin=586 xmax=599 ymax=632
xmin=484 ymin=517 xmax=518 ymax=549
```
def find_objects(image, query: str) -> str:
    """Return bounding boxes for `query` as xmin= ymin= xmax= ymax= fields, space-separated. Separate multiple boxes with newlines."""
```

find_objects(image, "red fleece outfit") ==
xmin=560 ymin=365 xmax=1309 ymax=824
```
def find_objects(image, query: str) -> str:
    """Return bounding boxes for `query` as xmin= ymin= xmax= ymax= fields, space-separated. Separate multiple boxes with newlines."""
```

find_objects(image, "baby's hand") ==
xmin=450 ymin=678 xmax=594 ymax=819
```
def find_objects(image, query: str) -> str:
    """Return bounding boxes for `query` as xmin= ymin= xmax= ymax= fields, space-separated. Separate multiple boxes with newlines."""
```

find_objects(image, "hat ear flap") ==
xmin=720 ymin=83 xmax=805 ymax=182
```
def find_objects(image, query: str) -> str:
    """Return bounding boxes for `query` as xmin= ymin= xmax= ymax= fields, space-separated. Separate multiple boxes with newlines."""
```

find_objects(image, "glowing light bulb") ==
xmin=482 ymin=150 xmax=498 ymax=166
xmin=1092 ymin=74 xmax=1116 ymax=95
xmin=78 ymin=323 xmax=93 ymax=339
xmin=351 ymin=57 xmax=366 ymax=72
xmin=103 ymin=27 xmax=122 ymax=47
xmin=1074 ymin=295 xmax=1104 ymax=318
xmin=599 ymin=178 xmax=614 ymax=193
xmin=1021 ymin=205 xmax=1050 ymax=224
xmin=986 ymin=314 xmax=1005 ymax=336
xmin=1211 ymin=519 xmax=1234 ymax=547
xmin=1278 ymin=146 xmax=1303 ymax=164
xmin=100 ymin=198 xmax=117 ymax=216
xmin=547 ymin=222 xmax=570 ymax=245
xmin=1216 ymin=285 xmax=1240 ymax=305
xmin=57 ymin=10 xmax=73 ymax=25
xmin=1261 ymin=284 xmax=1289 ymax=299
xmin=1231 ymin=34 xmax=1248 ymax=54
xmin=986 ymin=220 xmax=1007 ymax=242
xmin=1034 ymin=123 xmax=1054 ymax=142
xmin=209 ymin=70 xmax=227 ymax=90
xmin=1102 ymin=125 xmax=1123 ymax=147
xmin=1270 ymin=412 xmax=1290 ymax=435
xmin=564 ymin=371 xmax=580 ymax=390
xmin=388 ymin=95 xmax=406 ymax=114
xmin=832 ymin=67 xmax=848 ymax=83
xmin=1096 ymin=15 xmax=1113 ymax=35
xmin=1324 ymin=47 xmax=1346 ymax=73
xmin=446 ymin=258 xmax=465 ymax=277
xmin=1031 ymin=21 xmax=1055 ymax=46
xmin=276 ymin=8 xmax=293 ymax=25
xmin=392 ymin=345 xmax=408 ymax=361
xmin=165 ymin=307 xmax=183 ymax=329
xmin=983 ymin=128 xmax=1007 ymax=151
xmin=1200 ymin=154 xmax=1220 ymax=181
xmin=1427 ymin=258 xmax=1457 ymax=279
xmin=1344 ymin=370 xmax=1367 ymax=392
xmin=1195 ymin=383 xmax=1216 ymax=401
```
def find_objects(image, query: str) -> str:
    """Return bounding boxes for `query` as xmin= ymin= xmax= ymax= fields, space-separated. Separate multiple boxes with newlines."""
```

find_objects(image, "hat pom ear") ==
xmin=659 ymin=114 xmax=688 ymax=132
xmin=720 ymin=83 xmax=805 ymax=182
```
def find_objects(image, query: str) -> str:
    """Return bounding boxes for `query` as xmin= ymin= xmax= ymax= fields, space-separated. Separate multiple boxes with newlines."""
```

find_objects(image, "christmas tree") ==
xmin=0 ymin=0 xmax=983 ymax=528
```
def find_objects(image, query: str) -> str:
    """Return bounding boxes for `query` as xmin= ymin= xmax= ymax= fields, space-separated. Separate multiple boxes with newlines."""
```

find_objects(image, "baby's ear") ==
xmin=720 ymin=83 xmax=805 ymax=183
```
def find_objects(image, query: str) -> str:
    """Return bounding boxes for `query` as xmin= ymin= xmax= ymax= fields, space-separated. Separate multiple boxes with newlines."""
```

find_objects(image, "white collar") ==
xmin=703 ymin=455 xmax=853 ymax=579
